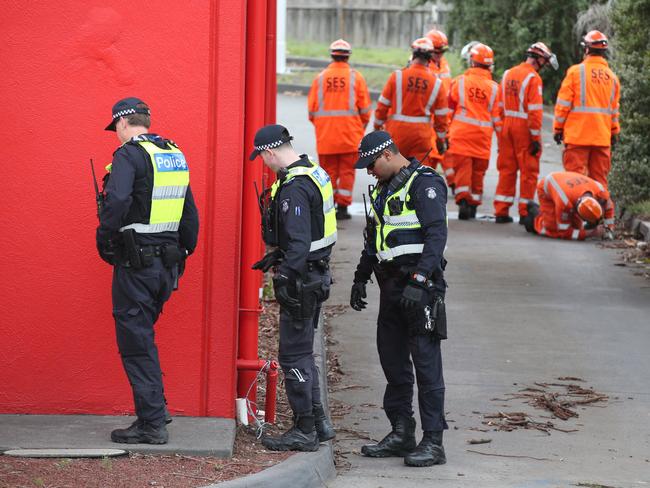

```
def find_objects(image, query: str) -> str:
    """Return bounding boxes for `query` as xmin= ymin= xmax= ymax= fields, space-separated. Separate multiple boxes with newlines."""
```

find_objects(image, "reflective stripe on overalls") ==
xmin=387 ymin=70 xmax=443 ymax=124
xmin=119 ymin=141 xmax=189 ymax=233
xmin=271 ymin=162 xmax=338 ymax=251
xmin=309 ymin=69 xmax=359 ymax=118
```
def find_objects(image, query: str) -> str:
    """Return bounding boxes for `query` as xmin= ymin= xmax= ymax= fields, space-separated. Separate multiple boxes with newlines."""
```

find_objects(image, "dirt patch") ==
xmin=0 ymin=300 xmax=294 ymax=488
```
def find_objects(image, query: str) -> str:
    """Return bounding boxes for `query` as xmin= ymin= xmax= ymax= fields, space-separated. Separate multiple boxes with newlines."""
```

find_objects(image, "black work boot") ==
xmin=336 ymin=205 xmax=351 ymax=220
xmin=495 ymin=215 xmax=513 ymax=224
xmin=111 ymin=420 xmax=169 ymax=444
xmin=458 ymin=199 xmax=471 ymax=220
xmin=404 ymin=430 xmax=446 ymax=467
xmin=524 ymin=201 xmax=540 ymax=234
xmin=361 ymin=416 xmax=416 ymax=457
xmin=262 ymin=415 xmax=319 ymax=452
xmin=313 ymin=403 xmax=336 ymax=442
xmin=470 ymin=204 xmax=478 ymax=219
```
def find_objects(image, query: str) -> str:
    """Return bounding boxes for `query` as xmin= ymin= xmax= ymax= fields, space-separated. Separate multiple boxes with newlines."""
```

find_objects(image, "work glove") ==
xmin=252 ymin=248 xmax=283 ymax=272
xmin=529 ymin=140 xmax=541 ymax=157
xmin=350 ymin=282 xmax=368 ymax=311
xmin=273 ymin=273 xmax=301 ymax=314
xmin=96 ymin=240 xmax=115 ymax=265
xmin=436 ymin=138 xmax=447 ymax=156
xmin=399 ymin=278 xmax=428 ymax=310
xmin=611 ymin=134 xmax=619 ymax=148
xmin=603 ymin=228 xmax=615 ymax=241
xmin=553 ymin=131 xmax=563 ymax=145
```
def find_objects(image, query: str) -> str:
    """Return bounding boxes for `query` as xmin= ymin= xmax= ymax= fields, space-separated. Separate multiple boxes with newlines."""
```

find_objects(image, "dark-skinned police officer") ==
xmin=96 ymin=97 xmax=199 ymax=444
xmin=249 ymin=124 xmax=337 ymax=451
xmin=350 ymin=131 xmax=448 ymax=467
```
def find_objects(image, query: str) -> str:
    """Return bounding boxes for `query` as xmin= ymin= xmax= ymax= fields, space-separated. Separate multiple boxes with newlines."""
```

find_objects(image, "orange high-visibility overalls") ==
xmin=308 ymin=61 xmax=372 ymax=206
xmin=445 ymin=68 xmax=501 ymax=206
xmin=375 ymin=63 xmax=448 ymax=166
xmin=534 ymin=171 xmax=615 ymax=240
xmin=430 ymin=56 xmax=454 ymax=186
xmin=554 ymin=55 xmax=620 ymax=189
xmin=494 ymin=62 xmax=544 ymax=218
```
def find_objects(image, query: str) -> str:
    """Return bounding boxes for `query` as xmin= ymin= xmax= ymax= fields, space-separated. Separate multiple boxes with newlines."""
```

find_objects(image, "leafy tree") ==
xmin=608 ymin=0 xmax=650 ymax=208
xmin=444 ymin=0 xmax=597 ymax=102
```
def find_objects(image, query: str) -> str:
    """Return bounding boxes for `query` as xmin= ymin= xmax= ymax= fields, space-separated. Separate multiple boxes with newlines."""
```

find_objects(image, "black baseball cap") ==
xmin=105 ymin=97 xmax=151 ymax=131
xmin=355 ymin=130 xmax=395 ymax=168
xmin=249 ymin=124 xmax=294 ymax=160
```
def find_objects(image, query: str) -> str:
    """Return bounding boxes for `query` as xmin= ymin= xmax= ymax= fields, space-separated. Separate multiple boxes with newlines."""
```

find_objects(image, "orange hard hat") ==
xmin=527 ymin=42 xmax=558 ymax=70
xmin=581 ymin=30 xmax=608 ymax=50
xmin=577 ymin=195 xmax=603 ymax=224
xmin=330 ymin=39 xmax=352 ymax=56
xmin=426 ymin=29 xmax=449 ymax=52
xmin=411 ymin=37 xmax=434 ymax=53
xmin=469 ymin=43 xmax=494 ymax=67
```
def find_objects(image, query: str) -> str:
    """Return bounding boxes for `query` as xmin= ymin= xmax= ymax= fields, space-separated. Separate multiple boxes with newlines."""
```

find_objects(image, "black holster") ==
xmin=406 ymin=291 xmax=447 ymax=340
xmin=161 ymin=244 xmax=184 ymax=268
xmin=292 ymin=276 xmax=323 ymax=324
xmin=122 ymin=229 xmax=144 ymax=269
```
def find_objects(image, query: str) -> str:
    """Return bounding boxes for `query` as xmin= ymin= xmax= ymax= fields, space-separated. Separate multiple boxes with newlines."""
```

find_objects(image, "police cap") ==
xmin=105 ymin=97 xmax=150 ymax=131
xmin=249 ymin=124 xmax=294 ymax=160
xmin=355 ymin=130 xmax=395 ymax=169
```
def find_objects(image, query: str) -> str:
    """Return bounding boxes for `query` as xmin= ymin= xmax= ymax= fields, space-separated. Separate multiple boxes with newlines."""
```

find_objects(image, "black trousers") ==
xmin=278 ymin=267 xmax=331 ymax=416
xmin=112 ymin=258 xmax=176 ymax=426
xmin=375 ymin=270 xmax=448 ymax=432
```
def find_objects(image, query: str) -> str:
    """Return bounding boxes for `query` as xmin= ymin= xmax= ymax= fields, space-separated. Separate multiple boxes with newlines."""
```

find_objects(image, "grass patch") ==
xmin=628 ymin=200 xmax=650 ymax=220
xmin=286 ymin=39 xmax=463 ymax=76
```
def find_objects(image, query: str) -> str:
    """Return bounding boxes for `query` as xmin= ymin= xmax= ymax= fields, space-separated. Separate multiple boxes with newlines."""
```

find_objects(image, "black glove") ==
xmin=350 ymin=282 xmax=367 ymax=311
xmin=611 ymin=134 xmax=619 ymax=148
xmin=252 ymin=248 xmax=283 ymax=272
xmin=273 ymin=273 xmax=300 ymax=313
xmin=97 ymin=240 xmax=115 ymax=265
xmin=399 ymin=278 xmax=428 ymax=309
xmin=553 ymin=131 xmax=563 ymax=145
xmin=436 ymin=138 xmax=447 ymax=156
xmin=529 ymin=140 xmax=541 ymax=156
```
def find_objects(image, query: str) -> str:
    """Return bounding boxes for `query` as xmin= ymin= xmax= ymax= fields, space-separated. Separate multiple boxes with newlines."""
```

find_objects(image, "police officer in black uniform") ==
xmin=96 ymin=97 xmax=199 ymax=444
xmin=350 ymin=131 xmax=448 ymax=467
xmin=249 ymin=124 xmax=336 ymax=451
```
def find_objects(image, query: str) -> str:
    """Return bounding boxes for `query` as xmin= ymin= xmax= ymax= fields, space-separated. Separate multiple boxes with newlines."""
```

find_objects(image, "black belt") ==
xmin=307 ymin=258 xmax=329 ymax=272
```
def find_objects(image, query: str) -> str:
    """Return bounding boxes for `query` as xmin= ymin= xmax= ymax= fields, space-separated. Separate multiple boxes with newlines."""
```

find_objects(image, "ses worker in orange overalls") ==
xmin=426 ymin=29 xmax=454 ymax=188
xmin=308 ymin=39 xmax=372 ymax=220
xmin=522 ymin=171 xmax=615 ymax=241
xmin=494 ymin=43 xmax=558 ymax=224
xmin=445 ymin=43 xmax=502 ymax=220
xmin=375 ymin=37 xmax=448 ymax=168
xmin=553 ymin=31 xmax=620 ymax=190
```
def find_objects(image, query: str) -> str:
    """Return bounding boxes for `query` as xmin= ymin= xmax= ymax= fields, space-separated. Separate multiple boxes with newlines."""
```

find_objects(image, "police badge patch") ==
xmin=426 ymin=187 xmax=437 ymax=199
xmin=281 ymin=199 xmax=290 ymax=213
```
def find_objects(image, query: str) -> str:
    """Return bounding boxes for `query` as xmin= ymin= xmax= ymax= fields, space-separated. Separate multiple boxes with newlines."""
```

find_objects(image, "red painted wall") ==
xmin=0 ymin=0 xmax=253 ymax=419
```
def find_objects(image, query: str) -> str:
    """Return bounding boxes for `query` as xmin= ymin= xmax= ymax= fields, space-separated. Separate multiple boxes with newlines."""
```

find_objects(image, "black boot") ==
xmin=111 ymin=420 xmax=169 ymax=444
xmin=262 ymin=415 xmax=319 ymax=452
xmin=361 ymin=416 xmax=416 ymax=457
xmin=404 ymin=431 xmax=446 ymax=467
xmin=470 ymin=205 xmax=478 ymax=219
xmin=524 ymin=202 xmax=540 ymax=234
xmin=336 ymin=205 xmax=351 ymax=220
xmin=458 ymin=199 xmax=471 ymax=220
xmin=313 ymin=403 xmax=336 ymax=442
xmin=495 ymin=215 xmax=513 ymax=224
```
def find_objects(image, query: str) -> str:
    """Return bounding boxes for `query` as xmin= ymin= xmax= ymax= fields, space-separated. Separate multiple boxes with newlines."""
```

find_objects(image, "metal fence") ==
xmin=287 ymin=0 xmax=440 ymax=49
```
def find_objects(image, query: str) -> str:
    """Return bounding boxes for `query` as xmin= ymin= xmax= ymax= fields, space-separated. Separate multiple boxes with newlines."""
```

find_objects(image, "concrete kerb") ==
xmin=209 ymin=313 xmax=336 ymax=488
xmin=629 ymin=217 xmax=650 ymax=242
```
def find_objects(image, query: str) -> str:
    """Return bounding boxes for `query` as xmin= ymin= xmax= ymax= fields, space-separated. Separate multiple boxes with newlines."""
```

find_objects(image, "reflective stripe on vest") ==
xmin=270 ymin=162 xmax=337 ymax=252
xmin=388 ymin=70 xmax=442 ymax=124
xmin=371 ymin=167 xmax=444 ymax=262
xmin=543 ymin=173 xmax=569 ymax=206
xmin=457 ymin=76 xmax=497 ymax=127
xmin=119 ymin=140 xmax=189 ymax=233
xmin=310 ymin=69 xmax=359 ymax=118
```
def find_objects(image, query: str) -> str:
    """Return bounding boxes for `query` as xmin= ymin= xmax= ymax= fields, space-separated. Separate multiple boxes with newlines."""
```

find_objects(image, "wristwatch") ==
xmin=412 ymin=273 xmax=427 ymax=284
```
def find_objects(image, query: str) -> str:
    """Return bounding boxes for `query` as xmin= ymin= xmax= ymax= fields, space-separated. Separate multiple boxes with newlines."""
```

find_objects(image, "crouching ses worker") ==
xmin=350 ymin=131 xmax=449 ymax=467
xmin=250 ymin=124 xmax=337 ymax=452
xmin=96 ymin=97 xmax=199 ymax=444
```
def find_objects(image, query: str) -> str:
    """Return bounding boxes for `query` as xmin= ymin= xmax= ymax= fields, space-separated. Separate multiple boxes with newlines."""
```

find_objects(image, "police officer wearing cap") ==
xmin=249 ymin=124 xmax=337 ymax=451
xmin=96 ymin=97 xmax=199 ymax=444
xmin=350 ymin=130 xmax=448 ymax=467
